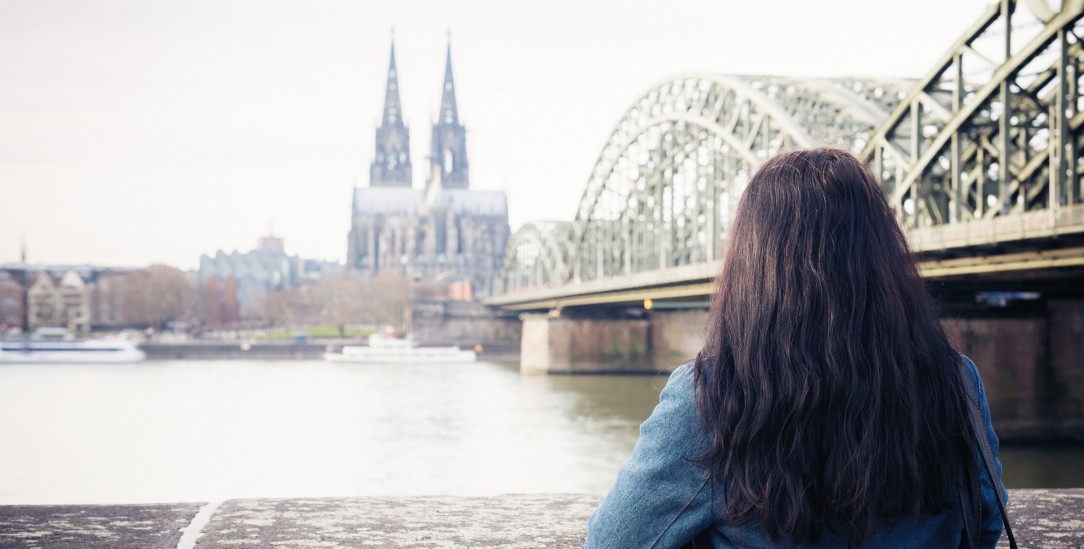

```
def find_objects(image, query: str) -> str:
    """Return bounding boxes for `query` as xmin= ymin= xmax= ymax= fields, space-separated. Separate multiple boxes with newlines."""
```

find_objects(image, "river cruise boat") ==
xmin=324 ymin=334 xmax=476 ymax=364
xmin=0 ymin=337 xmax=146 ymax=364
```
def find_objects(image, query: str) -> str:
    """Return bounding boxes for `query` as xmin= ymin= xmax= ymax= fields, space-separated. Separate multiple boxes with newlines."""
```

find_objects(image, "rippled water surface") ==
xmin=0 ymin=359 xmax=1079 ymax=504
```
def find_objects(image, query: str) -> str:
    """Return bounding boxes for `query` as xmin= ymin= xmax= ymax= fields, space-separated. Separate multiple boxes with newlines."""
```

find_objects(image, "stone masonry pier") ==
xmin=0 ymin=491 xmax=1081 ymax=548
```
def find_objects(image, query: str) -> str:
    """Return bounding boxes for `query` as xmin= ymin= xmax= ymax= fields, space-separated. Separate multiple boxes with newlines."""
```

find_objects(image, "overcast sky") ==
xmin=0 ymin=0 xmax=995 ymax=269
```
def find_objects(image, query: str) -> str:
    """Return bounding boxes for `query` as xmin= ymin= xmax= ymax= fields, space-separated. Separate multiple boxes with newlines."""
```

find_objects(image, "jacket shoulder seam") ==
xmin=647 ymin=476 xmax=710 ymax=549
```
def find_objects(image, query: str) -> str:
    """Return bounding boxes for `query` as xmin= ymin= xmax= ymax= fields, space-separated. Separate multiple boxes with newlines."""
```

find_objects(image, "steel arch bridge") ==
xmin=498 ymin=221 xmax=572 ymax=292
xmin=496 ymin=0 xmax=1084 ymax=305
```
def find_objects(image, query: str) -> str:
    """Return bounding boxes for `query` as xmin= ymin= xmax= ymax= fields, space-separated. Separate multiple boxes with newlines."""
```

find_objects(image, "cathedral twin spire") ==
xmin=437 ymin=42 xmax=459 ymax=126
xmin=370 ymin=35 xmax=468 ymax=190
xmin=381 ymin=41 xmax=403 ymax=127
xmin=370 ymin=38 xmax=412 ymax=188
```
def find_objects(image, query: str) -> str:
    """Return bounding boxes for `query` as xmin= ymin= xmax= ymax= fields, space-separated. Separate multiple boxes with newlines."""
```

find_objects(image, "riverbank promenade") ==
xmin=1 ymin=491 xmax=1081 ymax=548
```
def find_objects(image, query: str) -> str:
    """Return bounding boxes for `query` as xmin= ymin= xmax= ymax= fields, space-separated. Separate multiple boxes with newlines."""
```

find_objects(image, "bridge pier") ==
xmin=944 ymin=299 xmax=1084 ymax=440
xmin=519 ymin=310 xmax=707 ymax=375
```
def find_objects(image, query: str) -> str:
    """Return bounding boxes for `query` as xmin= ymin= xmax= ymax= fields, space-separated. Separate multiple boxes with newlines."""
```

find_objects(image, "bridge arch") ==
xmin=570 ymin=75 xmax=910 ymax=283
xmin=498 ymin=221 xmax=572 ymax=293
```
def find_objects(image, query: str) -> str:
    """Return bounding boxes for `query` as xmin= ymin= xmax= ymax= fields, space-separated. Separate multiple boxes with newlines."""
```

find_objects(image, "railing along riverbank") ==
xmin=0 ymin=491 xmax=1080 ymax=548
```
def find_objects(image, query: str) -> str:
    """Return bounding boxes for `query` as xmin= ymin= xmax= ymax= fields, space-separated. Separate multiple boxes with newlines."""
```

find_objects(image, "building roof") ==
xmin=59 ymin=270 xmax=85 ymax=288
xmin=352 ymin=185 xmax=508 ymax=218
xmin=353 ymin=187 xmax=425 ymax=215
xmin=427 ymin=188 xmax=508 ymax=217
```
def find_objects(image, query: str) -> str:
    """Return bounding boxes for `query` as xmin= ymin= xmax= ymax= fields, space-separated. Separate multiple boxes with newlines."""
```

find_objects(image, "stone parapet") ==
xmin=1 ymin=491 xmax=1080 ymax=548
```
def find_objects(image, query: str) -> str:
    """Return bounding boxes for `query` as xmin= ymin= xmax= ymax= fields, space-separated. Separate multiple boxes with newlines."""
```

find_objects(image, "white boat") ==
xmin=324 ymin=334 xmax=476 ymax=364
xmin=0 ymin=338 xmax=146 ymax=363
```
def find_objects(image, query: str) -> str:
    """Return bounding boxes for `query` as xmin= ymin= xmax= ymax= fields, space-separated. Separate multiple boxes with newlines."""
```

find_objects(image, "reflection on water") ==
xmin=0 ymin=360 xmax=1078 ymax=504
xmin=999 ymin=444 xmax=1084 ymax=489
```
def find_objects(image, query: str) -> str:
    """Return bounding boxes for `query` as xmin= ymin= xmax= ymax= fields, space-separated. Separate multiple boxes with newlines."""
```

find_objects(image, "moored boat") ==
xmin=0 ymin=338 xmax=146 ymax=364
xmin=323 ymin=334 xmax=476 ymax=364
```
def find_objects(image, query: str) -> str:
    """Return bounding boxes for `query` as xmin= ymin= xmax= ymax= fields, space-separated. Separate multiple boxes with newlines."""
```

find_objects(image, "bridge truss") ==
xmin=498 ymin=0 xmax=1084 ymax=298
xmin=497 ymin=221 xmax=572 ymax=292
xmin=865 ymin=0 xmax=1084 ymax=228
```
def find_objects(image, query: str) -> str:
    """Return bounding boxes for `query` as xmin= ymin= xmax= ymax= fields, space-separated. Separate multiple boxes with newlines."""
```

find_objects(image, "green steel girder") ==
xmin=861 ymin=0 xmax=1084 ymax=228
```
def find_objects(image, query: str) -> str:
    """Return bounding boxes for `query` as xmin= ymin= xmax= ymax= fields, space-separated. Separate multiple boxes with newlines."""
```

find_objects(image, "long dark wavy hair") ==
xmin=694 ymin=147 xmax=968 ymax=544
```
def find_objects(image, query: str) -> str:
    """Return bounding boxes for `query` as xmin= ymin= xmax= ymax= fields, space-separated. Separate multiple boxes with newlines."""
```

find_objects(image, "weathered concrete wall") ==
xmin=1048 ymin=300 xmax=1084 ymax=435
xmin=942 ymin=300 xmax=1084 ymax=441
xmin=410 ymin=300 xmax=522 ymax=359
xmin=142 ymin=341 xmax=328 ymax=360
xmin=0 ymin=502 xmax=199 ymax=548
xmin=520 ymin=310 xmax=706 ymax=374
xmin=943 ymin=317 xmax=1046 ymax=436
xmin=521 ymin=314 xmax=651 ymax=374
xmin=648 ymin=309 xmax=708 ymax=371
xmin=412 ymin=316 xmax=522 ymax=347
xmin=1 ymin=491 xmax=1080 ymax=548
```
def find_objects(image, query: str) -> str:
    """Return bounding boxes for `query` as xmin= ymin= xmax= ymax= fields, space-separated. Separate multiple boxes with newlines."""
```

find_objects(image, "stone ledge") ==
xmin=0 ymin=490 xmax=1080 ymax=548
xmin=0 ymin=502 xmax=199 ymax=548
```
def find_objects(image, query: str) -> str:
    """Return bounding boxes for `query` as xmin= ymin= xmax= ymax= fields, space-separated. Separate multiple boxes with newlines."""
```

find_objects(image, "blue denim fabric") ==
xmin=585 ymin=355 xmax=1006 ymax=548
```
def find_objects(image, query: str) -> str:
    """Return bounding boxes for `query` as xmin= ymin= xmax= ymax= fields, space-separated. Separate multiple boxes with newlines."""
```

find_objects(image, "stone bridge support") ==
xmin=944 ymin=299 xmax=1084 ymax=441
xmin=519 ymin=310 xmax=708 ymax=375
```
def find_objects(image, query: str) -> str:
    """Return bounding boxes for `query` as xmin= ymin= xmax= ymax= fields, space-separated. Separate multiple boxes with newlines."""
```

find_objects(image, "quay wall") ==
xmin=0 ymin=491 xmax=1079 ymax=548
xmin=140 ymin=339 xmax=520 ymax=362
xmin=141 ymin=341 xmax=328 ymax=360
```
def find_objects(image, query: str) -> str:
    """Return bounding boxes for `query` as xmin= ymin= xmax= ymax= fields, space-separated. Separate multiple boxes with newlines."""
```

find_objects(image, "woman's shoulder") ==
xmin=660 ymin=361 xmax=698 ymax=407
xmin=959 ymin=354 xmax=985 ymax=396
xmin=960 ymin=353 xmax=979 ymax=375
xmin=668 ymin=360 xmax=696 ymax=386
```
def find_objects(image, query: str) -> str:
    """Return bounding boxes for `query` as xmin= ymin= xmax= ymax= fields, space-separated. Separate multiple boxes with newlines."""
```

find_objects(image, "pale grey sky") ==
xmin=0 ymin=0 xmax=992 ymax=269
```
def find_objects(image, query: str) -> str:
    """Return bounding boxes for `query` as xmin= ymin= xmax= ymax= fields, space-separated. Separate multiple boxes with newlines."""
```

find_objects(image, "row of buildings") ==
xmin=198 ymin=235 xmax=340 ymax=323
xmin=0 ymin=234 xmax=340 ymax=334
xmin=0 ymin=265 xmax=132 ymax=334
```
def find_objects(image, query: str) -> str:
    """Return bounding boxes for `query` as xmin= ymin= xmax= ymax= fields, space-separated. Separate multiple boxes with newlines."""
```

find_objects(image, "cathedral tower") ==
xmin=427 ymin=38 xmax=470 ymax=190
xmin=370 ymin=38 xmax=413 ymax=187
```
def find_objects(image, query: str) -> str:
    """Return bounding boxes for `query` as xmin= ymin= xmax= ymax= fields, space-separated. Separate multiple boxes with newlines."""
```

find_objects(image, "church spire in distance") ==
xmin=382 ymin=31 xmax=404 ymax=127
xmin=427 ymin=32 xmax=469 ymax=190
xmin=438 ymin=33 xmax=459 ymax=126
xmin=370 ymin=30 xmax=413 ymax=188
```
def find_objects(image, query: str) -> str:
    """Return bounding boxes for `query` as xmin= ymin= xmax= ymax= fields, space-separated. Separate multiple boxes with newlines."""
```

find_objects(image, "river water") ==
xmin=0 ymin=359 xmax=1080 ymax=505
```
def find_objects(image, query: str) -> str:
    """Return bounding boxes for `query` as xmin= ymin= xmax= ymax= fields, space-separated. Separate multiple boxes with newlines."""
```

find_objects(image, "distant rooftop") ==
xmin=353 ymin=186 xmax=507 ymax=217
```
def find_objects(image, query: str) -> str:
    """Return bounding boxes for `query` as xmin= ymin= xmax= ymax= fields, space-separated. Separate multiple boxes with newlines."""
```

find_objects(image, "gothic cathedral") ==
xmin=347 ymin=38 xmax=510 ymax=297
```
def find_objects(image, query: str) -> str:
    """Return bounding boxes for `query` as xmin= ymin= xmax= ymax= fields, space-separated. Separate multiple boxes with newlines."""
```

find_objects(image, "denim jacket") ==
xmin=585 ymin=355 xmax=1006 ymax=548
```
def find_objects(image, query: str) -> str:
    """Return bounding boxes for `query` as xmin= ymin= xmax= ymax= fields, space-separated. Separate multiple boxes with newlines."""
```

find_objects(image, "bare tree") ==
xmin=313 ymin=271 xmax=369 ymax=337
xmin=120 ymin=265 xmax=199 ymax=329
xmin=248 ymin=270 xmax=412 ymax=337
xmin=366 ymin=271 xmax=410 ymax=333
xmin=252 ymin=285 xmax=318 ymax=328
